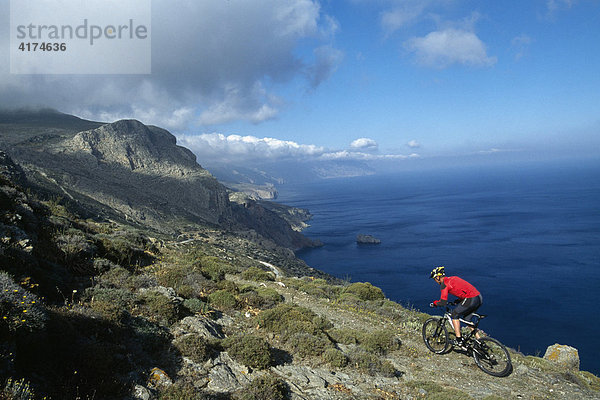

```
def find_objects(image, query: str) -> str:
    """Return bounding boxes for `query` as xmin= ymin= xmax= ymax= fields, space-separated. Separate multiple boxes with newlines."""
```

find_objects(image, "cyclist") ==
xmin=429 ymin=266 xmax=483 ymax=348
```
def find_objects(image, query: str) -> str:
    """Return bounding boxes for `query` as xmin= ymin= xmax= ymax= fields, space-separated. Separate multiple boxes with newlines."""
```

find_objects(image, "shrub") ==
xmin=256 ymin=304 xmax=326 ymax=339
xmin=0 ymin=272 xmax=47 ymax=334
xmin=1 ymin=378 xmax=37 ymax=400
xmin=327 ymin=328 xmax=362 ymax=345
xmin=137 ymin=291 xmax=180 ymax=326
xmin=98 ymin=266 xmax=131 ymax=288
xmin=238 ymin=287 xmax=283 ymax=310
xmin=360 ymin=329 xmax=401 ymax=355
xmin=298 ymin=279 xmax=341 ymax=300
xmin=234 ymin=374 xmax=288 ymax=400
xmin=155 ymin=263 xmax=215 ymax=299
xmin=241 ymin=267 xmax=273 ymax=282
xmin=336 ymin=293 xmax=363 ymax=307
xmin=173 ymin=334 xmax=214 ymax=364
xmin=341 ymin=282 xmax=384 ymax=301
xmin=208 ymin=290 xmax=238 ymax=311
xmin=158 ymin=382 xmax=198 ymax=400
xmin=55 ymin=232 xmax=95 ymax=265
xmin=200 ymin=256 xmax=235 ymax=281
xmin=85 ymin=287 xmax=135 ymax=311
xmin=93 ymin=258 xmax=119 ymax=274
xmin=348 ymin=349 xmax=396 ymax=377
xmin=223 ymin=334 xmax=273 ymax=370
xmin=183 ymin=298 xmax=211 ymax=315
xmin=323 ymin=348 xmax=348 ymax=368
xmin=285 ymin=332 xmax=333 ymax=358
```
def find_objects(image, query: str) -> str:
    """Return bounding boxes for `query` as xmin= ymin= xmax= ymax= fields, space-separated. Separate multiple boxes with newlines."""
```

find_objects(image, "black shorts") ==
xmin=451 ymin=294 xmax=482 ymax=321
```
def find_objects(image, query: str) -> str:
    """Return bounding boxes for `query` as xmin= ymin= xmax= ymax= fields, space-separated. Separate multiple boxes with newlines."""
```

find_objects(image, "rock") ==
xmin=207 ymin=353 xmax=251 ymax=392
xmin=356 ymin=234 xmax=381 ymax=244
xmin=131 ymin=384 xmax=152 ymax=400
xmin=147 ymin=367 xmax=172 ymax=389
xmin=543 ymin=344 xmax=580 ymax=370
xmin=171 ymin=316 xmax=224 ymax=339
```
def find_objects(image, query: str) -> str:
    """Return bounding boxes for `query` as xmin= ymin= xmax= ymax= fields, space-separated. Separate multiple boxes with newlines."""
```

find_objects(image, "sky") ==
xmin=1 ymin=0 xmax=599 ymax=167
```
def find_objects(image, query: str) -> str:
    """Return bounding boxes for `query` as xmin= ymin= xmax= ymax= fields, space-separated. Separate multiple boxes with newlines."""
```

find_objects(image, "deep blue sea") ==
xmin=276 ymin=159 xmax=600 ymax=375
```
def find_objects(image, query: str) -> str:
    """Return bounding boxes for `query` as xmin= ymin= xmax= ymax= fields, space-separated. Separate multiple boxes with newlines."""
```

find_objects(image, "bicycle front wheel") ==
xmin=422 ymin=317 xmax=449 ymax=354
xmin=472 ymin=337 xmax=512 ymax=377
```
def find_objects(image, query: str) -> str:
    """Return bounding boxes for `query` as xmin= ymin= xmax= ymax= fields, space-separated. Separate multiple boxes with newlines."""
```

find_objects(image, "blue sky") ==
xmin=1 ymin=0 xmax=599 ymax=165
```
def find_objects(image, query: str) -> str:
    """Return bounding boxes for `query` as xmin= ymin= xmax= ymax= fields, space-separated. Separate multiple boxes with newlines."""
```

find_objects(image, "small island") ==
xmin=356 ymin=234 xmax=381 ymax=244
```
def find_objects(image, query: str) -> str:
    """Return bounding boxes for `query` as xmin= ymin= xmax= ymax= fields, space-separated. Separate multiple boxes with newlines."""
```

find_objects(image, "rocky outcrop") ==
xmin=356 ymin=234 xmax=381 ymax=244
xmin=1 ymin=113 xmax=317 ymax=250
xmin=544 ymin=344 xmax=580 ymax=370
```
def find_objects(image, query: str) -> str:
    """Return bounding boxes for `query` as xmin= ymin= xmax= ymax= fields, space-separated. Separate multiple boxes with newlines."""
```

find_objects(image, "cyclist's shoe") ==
xmin=453 ymin=337 xmax=468 ymax=350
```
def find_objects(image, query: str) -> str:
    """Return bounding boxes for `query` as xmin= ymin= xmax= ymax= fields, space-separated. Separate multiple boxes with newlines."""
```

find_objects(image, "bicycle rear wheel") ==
xmin=422 ymin=317 xmax=449 ymax=354
xmin=472 ymin=337 xmax=512 ymax=377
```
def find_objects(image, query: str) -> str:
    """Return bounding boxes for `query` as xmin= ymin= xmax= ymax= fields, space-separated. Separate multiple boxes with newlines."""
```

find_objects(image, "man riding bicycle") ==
xmin=429 ymin=266 xmax=483 ymax=348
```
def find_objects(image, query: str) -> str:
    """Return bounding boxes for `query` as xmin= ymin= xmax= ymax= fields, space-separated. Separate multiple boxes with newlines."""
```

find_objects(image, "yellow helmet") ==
xmin=430 ymin=266 xmax=445 ymax=279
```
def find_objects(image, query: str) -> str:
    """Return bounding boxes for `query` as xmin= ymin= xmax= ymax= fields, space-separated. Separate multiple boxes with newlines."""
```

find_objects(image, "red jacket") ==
xmin=434 ymin=276 xmax=480 ymax=306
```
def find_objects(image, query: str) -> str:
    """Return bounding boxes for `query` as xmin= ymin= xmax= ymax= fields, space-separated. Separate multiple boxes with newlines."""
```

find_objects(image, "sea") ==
xmin=275 ymin=159 xmax=600 ymax=375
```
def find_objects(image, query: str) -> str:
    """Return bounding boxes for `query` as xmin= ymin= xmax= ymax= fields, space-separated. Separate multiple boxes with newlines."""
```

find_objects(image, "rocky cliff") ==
xmin=0 ymin=110 xmax=315 ymax=250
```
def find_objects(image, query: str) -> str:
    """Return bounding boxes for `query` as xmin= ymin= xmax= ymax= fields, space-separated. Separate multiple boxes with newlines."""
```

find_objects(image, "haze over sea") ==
xmin=277 ymin=159 xmax=600 ymax=375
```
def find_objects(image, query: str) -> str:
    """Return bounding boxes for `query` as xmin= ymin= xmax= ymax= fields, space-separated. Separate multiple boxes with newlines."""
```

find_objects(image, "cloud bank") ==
xmin=177 ymin=133 xmax=417 ymax=164
xmin=0 ymin=0 xmax=342 ymax=130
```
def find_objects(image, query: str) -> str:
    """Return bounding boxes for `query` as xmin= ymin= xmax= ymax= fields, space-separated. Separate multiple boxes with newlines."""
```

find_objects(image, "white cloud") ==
xmin=380 ymin=3 xmax=426 ymax=36
xmin=404 ymin=28 xmax=497 ymax=68
xmin=177 ymin=133 xmax=326 ymax=163
xmin=350 ymin=137 xmax=379 ymax=151
xmin=0 ymin=0 xmax=340 ymax=129
xmin=177 ymin=133 xmax=418 ymax=164
xmin=407 ymin=140 xmax=420 ymax=148
xmin=320 ymin=151 xmax=419 ymax=161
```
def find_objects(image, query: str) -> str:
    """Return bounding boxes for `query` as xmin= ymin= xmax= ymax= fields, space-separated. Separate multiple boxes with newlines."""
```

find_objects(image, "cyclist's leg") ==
xmin=452 ymin=295 xmax=482 ymax=338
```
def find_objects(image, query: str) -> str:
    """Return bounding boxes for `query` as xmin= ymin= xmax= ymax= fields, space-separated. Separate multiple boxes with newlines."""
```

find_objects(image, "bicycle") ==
xmin=422 ymin=305 xmax=512 ymax=377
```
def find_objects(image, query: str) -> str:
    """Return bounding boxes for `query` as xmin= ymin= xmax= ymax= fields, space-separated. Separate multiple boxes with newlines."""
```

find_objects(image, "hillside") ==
xmin=0 ymin=114 xmax=598 ymax=399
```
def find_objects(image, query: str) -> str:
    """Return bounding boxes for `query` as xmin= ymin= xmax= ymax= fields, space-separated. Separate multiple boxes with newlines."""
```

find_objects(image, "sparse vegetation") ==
xmin=234 ymin=374 xmax=288 ymax=400
xmin=0 ymin=147 xmax=597 ymax=400
xmin=241 ymin=266 xmax=274 ymax=282
xmin=223 ymin=334 xmax=274 ymax=370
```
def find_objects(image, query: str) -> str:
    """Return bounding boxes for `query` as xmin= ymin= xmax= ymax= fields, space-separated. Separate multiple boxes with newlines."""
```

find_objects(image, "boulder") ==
xmin=543 ymin=344 xmax=580 ymax=370
xmin=356 ymin=234 xmax=381 ymax=244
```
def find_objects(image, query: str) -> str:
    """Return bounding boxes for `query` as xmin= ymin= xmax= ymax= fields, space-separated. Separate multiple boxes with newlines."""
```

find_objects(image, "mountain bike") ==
xmin=422 ymin=305 xmax=512 ymax=377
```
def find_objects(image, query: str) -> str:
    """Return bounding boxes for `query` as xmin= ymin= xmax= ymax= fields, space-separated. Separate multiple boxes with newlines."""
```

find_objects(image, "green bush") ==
xmin=241 ymin=267 xmax=273 ymax=282
xmin=234 ymin=374 xmax=288 ymax=400
xmin=256 ymin=304 xmax=328 ymax=339
xmin=285 ymin=332 xmax=333 ymax=358
xmin=183 ymin=298 xmax=211 ymax=314
xmin=155 ymin=263 xmax=216 ymax=299
xmin=173 ymin=334 xmax=214 ymax=364
xmin=200 ymin=256 xmax=235 ymax=281
xmin=0 ymin=272 xmax=47 ymax=334
xmin=298 ymin=279 xmax=342 ymax=300
xmin=98 ymin=266 xmax=131 ymax=288
xmin=323 ymin=348 xmax=348 ymax=368
xmin=137 ymin=291 xmax=180 ymax=326
xmin=208 ymin=290 xmax=238 ymax=311
xmin=238 ymin=287 xmax=283 ymax=310
xmin=348 ymin=349 xmax=396 ymax=377
xmin=360 ymin=329 xmax=401 ymax=355
xmin=341 ymin=282 xmax=384 ymax=301
xmin=327 ymin=328 xmax=362 ymax=345
xmin=223 ymin=334 xmax=274 ymax=370
xmin=85 ymin=287 xmax=135 ymax=311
